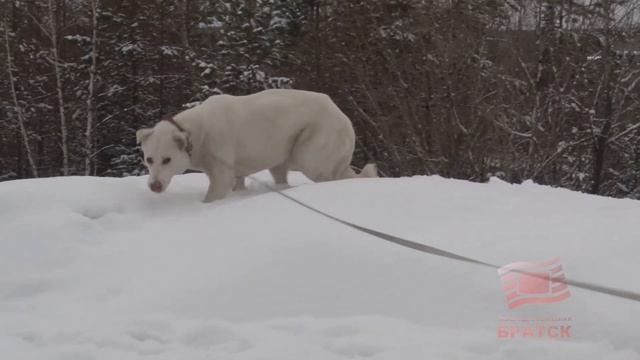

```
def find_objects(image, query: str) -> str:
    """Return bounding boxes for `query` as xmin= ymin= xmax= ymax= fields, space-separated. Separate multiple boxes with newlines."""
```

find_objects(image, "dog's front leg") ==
xmin=233 ymin=176 xmax=246 ymax=191
xmin=203 ymin=162 xmax=234 ymax=203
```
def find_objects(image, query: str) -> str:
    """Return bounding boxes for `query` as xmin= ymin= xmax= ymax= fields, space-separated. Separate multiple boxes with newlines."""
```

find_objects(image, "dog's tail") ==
xmin=357 ymin=163 xmax=378 ymax=178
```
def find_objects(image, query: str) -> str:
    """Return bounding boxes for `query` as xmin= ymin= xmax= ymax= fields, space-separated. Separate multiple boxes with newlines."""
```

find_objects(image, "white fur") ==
xmin=137 ymin=89 xmax=377 ymax=202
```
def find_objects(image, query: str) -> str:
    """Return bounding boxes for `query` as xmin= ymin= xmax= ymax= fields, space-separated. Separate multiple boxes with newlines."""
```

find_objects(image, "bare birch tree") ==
xmin=32 ymin=0 xmax=70 ymax=175
xmin=84 ymin=0 xmax=99 ymax=175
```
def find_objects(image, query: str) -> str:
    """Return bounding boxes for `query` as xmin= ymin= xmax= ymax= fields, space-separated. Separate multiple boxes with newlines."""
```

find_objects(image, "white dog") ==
xmin=136 ymin=89 xmax=377 ymax=202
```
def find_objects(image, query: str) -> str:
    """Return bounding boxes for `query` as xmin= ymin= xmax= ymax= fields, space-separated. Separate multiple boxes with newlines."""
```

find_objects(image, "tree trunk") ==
xmin=3 ymin=20 xmax=38 ymax=177
xmin=84 ymin=0 xmax=99 ymax=175
xmin=180 ymin=0 xmax=189 ymax=47
xmin=48 ymin=0 xmax=70 ymax=175
xmin=590 ymin=0 xmax=613 ymax=195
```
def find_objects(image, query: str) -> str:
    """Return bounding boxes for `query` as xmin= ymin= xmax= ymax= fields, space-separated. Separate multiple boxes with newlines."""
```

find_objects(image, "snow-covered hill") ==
xmin=1 ymin=173 xmax=639 ymax=359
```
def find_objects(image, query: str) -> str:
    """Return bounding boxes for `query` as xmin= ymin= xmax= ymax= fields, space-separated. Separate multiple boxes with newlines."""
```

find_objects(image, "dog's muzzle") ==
xmin=149 ymin=181 xmax=163 ymax=193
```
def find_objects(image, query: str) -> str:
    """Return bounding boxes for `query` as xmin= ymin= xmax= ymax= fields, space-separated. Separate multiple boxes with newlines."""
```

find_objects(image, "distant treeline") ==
xmin=2 ymin=0 xmax=640 ymax=198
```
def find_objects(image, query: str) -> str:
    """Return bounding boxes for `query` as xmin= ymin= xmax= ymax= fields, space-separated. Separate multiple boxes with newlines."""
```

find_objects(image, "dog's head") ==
xmin=136 ymin=122 xmax=191 ymax=194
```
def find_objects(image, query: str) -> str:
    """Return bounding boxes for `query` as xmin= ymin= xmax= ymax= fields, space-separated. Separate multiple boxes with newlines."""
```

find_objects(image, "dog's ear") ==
xmin=173 ymin=131 xmax=188 ymax=150
xmin=136 ymin=128 xmax=153 ymax=144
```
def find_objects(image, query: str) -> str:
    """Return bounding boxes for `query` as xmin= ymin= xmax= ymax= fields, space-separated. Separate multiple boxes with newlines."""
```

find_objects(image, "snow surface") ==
xmin=1 ymin=172 xmax=639 ymax=359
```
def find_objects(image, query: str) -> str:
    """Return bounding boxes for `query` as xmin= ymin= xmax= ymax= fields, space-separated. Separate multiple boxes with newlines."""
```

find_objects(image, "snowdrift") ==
xmin=1 ymin=173 xmax=639 ymax=359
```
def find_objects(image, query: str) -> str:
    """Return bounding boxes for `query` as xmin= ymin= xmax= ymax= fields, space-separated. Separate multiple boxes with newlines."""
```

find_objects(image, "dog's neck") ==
xmin=164 ymin=117 xmax=187 ymax=133
xmin=163 ymin=116 xmax=193 ymax=157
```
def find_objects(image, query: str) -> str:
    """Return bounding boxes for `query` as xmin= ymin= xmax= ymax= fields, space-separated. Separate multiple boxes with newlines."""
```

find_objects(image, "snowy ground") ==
xmin=1 ymin=172 xmax=639 ymax=359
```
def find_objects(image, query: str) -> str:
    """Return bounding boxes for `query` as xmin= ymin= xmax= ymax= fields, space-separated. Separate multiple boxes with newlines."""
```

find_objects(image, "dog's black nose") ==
xmin=149 ymin=181 xmax=163 ymax=193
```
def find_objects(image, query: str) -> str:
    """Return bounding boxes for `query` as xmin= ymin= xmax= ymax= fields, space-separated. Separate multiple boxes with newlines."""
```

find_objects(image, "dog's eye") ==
xmin=146 ymin=157 xmax=153 ymax=165
xmin=162 ymin=157 xmax=171 ymax=165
